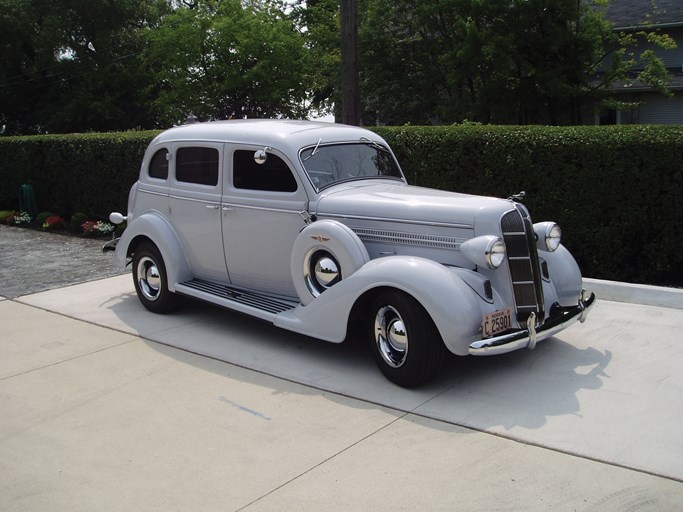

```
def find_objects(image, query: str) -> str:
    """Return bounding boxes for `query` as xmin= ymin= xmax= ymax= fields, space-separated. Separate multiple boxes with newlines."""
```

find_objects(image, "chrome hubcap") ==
xmin=137 ymin=256 xmax=161 ymax=301
xmin=314 ymin=256 xmax=339 ymax=287
xmin=304 ymin=250 xmax=340 ymax=297
xmin=375 ymin=305 xmax=408 ymax=368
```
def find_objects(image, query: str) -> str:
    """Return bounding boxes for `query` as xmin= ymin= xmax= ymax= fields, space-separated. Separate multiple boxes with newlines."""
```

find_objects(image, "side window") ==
xmin=176 ymin=147 xmax=219 ymax=186
xmin=233 ymin=150 xmax=298 ymax=192
xmin=148 ymin=148 xmax=169 ymax=180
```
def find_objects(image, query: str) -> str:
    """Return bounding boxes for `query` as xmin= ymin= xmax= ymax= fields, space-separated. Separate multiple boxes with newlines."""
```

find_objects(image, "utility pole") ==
xmin=340 ymin=0 xmax=361 ymax=125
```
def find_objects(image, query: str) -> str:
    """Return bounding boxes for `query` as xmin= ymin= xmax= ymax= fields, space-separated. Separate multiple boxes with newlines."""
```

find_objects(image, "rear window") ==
xmin=176 ymin=147 xmax=219 ymax=186
xmin=148 ymin=149 xmax=168 ymax=180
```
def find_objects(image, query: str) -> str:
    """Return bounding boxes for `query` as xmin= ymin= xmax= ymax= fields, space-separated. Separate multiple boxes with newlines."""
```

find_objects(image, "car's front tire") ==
xmin=132 ymin=242 xmax=181 ymax=314
xmin=368 ymin=290 xmax=445 ymax=388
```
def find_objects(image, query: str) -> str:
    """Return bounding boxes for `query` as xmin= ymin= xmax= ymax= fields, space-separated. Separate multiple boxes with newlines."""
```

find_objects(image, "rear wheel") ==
xmin=132 ymin=242 xmax=181 ymax=313
xmin=368 ymin=290 xmax=445 ymax=388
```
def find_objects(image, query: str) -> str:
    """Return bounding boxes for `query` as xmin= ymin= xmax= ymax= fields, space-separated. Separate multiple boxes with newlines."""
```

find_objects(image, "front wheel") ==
xmin=132 ymin=242 xmax=181 ymax=314
xmin=368 ymin=290 xmax=445 ymax=388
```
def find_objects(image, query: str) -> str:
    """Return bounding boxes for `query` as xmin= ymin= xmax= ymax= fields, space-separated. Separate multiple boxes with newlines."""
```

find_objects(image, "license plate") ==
xmin=483 ymin=307 xmax=512 ymax=338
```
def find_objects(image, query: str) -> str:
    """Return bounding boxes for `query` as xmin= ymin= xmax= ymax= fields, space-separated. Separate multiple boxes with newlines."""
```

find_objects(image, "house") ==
xmin=594 ymin=0 xmax=683 ymax=124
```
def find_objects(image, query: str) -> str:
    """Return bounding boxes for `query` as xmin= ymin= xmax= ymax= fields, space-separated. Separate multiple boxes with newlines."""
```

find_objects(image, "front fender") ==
xmin=539 ymin=244 xmax=583 ymax=307
xmin=113 ymin=211 xmax=192 ymax=290
xmin=275 ymin=256 xmax=482 ymax=355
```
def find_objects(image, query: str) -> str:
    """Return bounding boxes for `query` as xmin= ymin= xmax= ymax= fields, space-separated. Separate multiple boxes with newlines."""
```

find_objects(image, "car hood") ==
xmin=314 ymin=182 xmax=513 ymax=228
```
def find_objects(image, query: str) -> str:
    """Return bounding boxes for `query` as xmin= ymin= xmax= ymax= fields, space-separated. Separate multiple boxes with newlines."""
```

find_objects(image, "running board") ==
xmin=175 ymin=278 xmax=298 ymax=322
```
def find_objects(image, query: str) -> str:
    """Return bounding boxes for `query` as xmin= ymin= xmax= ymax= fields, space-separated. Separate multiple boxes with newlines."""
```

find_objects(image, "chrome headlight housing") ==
xmin=534 ymin=222 xmax=561 ymax=252
xmin=461 ymin=235 xmax=506 ymax=269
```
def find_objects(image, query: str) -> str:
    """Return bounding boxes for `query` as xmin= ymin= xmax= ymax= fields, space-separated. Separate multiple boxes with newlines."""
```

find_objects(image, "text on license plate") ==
xmin=482 ymin=307 xmax=512 ymax=338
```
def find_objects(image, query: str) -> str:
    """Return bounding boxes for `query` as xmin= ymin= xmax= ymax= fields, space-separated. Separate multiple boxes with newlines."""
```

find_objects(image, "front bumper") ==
xmin=468 ymin=289 xmax=596 ymax=356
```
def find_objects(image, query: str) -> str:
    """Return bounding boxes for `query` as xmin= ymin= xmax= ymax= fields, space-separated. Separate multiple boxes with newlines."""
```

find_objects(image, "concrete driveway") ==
xmin=1 ymin=225 xmax=683 ymax=510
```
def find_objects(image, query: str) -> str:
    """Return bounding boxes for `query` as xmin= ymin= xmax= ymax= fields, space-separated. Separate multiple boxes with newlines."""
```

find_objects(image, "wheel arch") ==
xmin=278 ymin=256 xmax=483 ymax=356
xmin=346 ymin=285 xmax=393 ymax=342
xmin=114 ymin=211 xmax=192 ymax=290
xmin=350 ymin=258 xmax=483 ymax=355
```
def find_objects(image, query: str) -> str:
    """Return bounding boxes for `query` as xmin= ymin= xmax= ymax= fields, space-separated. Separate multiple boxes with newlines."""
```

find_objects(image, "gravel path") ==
xmin=0 ymin=224 xmax=129 ymax=298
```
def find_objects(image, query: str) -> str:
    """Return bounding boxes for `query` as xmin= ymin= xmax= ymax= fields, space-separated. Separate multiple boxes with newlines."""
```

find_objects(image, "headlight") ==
xmin=534 ymin=222 xmax=561 ymax=252
xmin=461 ymin=236 xmax=506 ymax=269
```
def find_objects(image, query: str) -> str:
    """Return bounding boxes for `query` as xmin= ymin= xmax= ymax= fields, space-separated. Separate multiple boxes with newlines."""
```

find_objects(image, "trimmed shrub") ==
xmin=0 ymin=130 xmax=157 ymax=219
xmin=1 ymin=125 xmax=681 ymax=286
xmin=36 ymin=212 xmax=55 ymax=225
xmin=69 ymin=212 xmax=89 ymax=233
xmin=373 ymin=125 xmax=683 ymax=287
xmin=0 ymin=210 xmax=15 ymax=224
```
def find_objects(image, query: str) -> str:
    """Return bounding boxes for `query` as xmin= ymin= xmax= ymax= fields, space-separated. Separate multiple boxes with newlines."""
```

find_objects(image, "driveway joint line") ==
xmin=1 ymin=298 xmax=139 ymax=381
xmin=233 ymin=412 xmax=410 ymax=512
xmin=8 ymin=299 xmax=683 ymax=485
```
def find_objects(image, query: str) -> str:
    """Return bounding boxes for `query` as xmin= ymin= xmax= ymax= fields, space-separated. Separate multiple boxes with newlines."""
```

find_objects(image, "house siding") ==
xmin=587 ymin=92 xmax=683 ymax=125
xmin=619 ymin=28 xmax=683 ymax=69
xmin=588 ymin=5 xmax=683 ymax=125
xmin=631 ymin=93 xmax=683 ymax=124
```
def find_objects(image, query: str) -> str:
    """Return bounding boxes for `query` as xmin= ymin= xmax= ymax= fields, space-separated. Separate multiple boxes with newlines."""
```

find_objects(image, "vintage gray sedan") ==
xmin=107 ymin=119 xmax=595 ymax=387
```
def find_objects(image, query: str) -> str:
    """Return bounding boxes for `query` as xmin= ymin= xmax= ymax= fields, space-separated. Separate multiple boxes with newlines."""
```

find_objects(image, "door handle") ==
xmin=222 ymin=206 xmax=233 ymax=211
xmin=205 ymin=204 xmax=219 ymax=210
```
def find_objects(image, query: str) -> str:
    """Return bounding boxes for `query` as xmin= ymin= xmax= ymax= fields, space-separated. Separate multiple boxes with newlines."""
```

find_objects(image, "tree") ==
xmin=290 ymin=0 xmax=341 ymax=118
xmin=0 ymin=0 xmax=39 ymax=134
xmin=356 ymin=0 xmax=674 ymax=125
xmin=340 ymin=0 xmax=360 ymax=125
xmin=143 ymin=0 xmax=310 ymax=125
xmin=0 ymin=0 xmax=169 ymax=134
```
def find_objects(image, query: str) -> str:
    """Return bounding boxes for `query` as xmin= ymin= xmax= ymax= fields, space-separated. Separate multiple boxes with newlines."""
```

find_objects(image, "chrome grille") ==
xmin=501 ymin=207 xmax=544 ymax=325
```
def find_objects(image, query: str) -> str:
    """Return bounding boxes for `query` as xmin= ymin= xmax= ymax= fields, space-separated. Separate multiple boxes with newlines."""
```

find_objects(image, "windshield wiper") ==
xmin=303 ymin=138 xmax=322 ymax=161
xmin=360 ymin=136 xmax=389 ymax=153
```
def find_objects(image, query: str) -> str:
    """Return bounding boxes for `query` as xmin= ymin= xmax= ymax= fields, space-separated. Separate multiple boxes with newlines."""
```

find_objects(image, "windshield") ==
xmin=300 ymin=142 xmax=404 ymax=191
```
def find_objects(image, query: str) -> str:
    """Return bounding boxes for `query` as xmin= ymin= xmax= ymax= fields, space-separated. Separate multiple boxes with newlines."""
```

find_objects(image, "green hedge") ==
xmin=1 ymin=125 xmax=681 ymax=286
xmin=0 ymin=131 xmax=157 ymax=219
xmin=373 ymin=125 xmax=683 ymax=287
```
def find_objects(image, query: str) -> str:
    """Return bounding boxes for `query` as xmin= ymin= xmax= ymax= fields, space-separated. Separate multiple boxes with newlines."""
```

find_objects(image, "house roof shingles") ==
xmin=605 ymin=0 xmax=683 ymax=29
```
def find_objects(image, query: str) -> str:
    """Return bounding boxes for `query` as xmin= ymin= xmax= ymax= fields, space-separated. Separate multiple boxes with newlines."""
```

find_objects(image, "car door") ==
xmin=221 ymin=147 xmax=309 ymax=298
xmin=168 ymin=143 xmax=229 ymax=283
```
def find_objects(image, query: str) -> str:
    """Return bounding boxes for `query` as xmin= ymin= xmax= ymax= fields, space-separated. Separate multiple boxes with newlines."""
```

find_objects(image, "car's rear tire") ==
xmin=132 ymin=242 xmax=181 ymax=314
xmin=368 ymin=289 xmax=445 ymax=388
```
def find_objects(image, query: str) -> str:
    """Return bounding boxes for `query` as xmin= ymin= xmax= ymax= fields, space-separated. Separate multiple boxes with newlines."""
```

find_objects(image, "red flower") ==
xmin=45 ymin=215 xmax=65 ymax=227
xmin=81 ymin=220 xmax=97 ymax=234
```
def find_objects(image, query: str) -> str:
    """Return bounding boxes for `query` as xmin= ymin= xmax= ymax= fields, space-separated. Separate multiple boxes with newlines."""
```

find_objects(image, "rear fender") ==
xmin=113 ymin=211 xmax=192 ymax=290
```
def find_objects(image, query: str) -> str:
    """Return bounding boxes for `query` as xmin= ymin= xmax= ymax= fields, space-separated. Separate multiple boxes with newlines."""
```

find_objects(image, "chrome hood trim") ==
xmin=351 ymin=227 xmax=468 ymax=250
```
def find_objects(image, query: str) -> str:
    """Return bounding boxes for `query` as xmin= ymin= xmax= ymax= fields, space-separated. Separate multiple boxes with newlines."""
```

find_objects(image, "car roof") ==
xmin=149 ymin=119 xmax=387 ymax=155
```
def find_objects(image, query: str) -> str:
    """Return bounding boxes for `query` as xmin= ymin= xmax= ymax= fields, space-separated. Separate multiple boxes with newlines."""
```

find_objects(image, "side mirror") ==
xmin=109 ymin=212 xmax=127 ymax=225
xmin=254 ymin=146 xmax=271 ymax=165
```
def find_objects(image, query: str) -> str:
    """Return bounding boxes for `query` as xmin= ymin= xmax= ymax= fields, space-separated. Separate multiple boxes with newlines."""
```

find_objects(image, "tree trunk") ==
xmin=340 ymin=0 xmax=361 ymax=125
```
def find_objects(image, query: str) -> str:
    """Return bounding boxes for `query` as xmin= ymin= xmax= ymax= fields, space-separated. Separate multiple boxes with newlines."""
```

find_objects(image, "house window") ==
xmin=597 ymin=109 xmax=622 ymax=126
xmin=176 ymin=147 xmax=219 ymax=186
